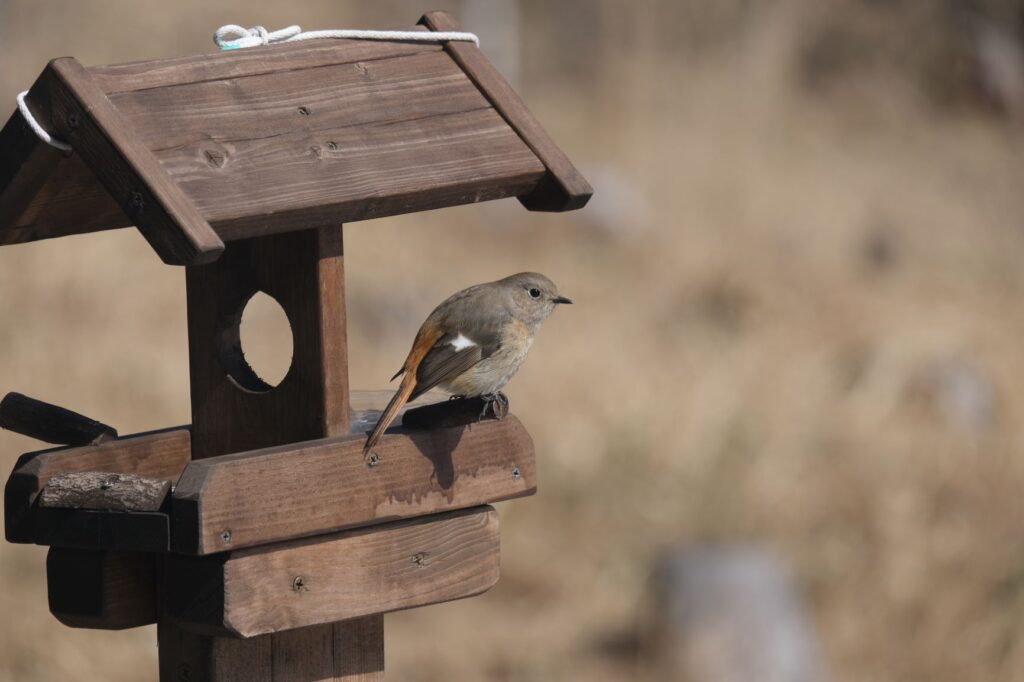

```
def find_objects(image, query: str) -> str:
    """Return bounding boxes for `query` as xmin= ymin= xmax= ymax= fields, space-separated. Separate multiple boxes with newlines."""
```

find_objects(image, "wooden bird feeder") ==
xmin=1 ymin=12 xmax=590 ymax=681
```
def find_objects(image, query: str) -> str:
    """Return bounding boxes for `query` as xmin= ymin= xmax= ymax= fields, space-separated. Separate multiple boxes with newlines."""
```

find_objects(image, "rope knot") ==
xmin=214 ymin=24 xmax=301 ymax=50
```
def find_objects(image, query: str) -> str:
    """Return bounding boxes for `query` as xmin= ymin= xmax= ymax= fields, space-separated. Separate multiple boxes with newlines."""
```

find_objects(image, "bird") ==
xmin=363 ymin=272 xmax=572 ymax=453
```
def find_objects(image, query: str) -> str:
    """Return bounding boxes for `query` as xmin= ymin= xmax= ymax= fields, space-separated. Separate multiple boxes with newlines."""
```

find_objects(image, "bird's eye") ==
xmin=528 ymin=288 xmax=541 ymax=299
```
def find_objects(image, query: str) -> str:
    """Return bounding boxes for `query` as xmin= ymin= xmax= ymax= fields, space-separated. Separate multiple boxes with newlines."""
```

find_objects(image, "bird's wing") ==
xmin=409 ymin=323 xmax=504 ymax=402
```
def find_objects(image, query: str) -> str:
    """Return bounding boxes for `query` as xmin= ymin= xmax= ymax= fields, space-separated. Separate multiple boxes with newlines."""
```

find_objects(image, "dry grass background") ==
xmin=3 ymin=0 xmax=1024 ymax=679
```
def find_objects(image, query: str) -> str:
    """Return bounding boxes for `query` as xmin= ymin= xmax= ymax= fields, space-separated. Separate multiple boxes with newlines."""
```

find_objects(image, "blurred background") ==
xmin=3 ymin=0 xmax=1024 ymax=679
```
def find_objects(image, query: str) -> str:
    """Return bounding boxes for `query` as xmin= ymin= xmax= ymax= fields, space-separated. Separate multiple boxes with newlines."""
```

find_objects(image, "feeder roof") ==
xmin=0 ymin=12 xmax=591 ymax=265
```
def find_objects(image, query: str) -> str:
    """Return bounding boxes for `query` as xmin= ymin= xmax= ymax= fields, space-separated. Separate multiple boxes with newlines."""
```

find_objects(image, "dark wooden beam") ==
xmin=0 ymin=392 xmax=118 ymax=446
xmin=47 ymin=548 xmax=158 ymax=629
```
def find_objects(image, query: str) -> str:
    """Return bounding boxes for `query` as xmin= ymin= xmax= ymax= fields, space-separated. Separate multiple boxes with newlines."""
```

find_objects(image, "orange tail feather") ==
xmin=364 ymin=372 xmax=417 ymax=453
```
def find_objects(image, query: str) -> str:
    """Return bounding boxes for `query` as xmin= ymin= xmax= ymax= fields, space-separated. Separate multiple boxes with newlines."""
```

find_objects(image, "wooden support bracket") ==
xmin=167 ymin=506 xmax=500 ymax=638
xmin=47 ymin=548 xmax=158 ymax=629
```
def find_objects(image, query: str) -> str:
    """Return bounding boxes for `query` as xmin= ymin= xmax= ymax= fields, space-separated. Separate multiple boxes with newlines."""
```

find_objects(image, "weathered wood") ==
xmin=167 ymin=506 xmax=500 ymax=638
xmin=91 ymin=30 xmax=440 ymax=93
xmin=36 ymin=57 xmax=224 ymax=265
xmin=0 ymin=392 xmax=118 ymax=445
xmin=110 ymin=50 xmax=488 ymax=151
xmin=421 ymin=11 xmax=593 ymax=211
xmin=172 ymin=415 xmax=534 ymax=554
xmin=39 ymin=471 xmax=170 ymax=511
xmin=163 ymin=107 xmax=542 ymax=242
xmin=5 ymin=426 xmax=190 ymax=543
xmin=47 ymin=548 xmax=157 ymax=629
xmin=184 ymin=227 xmax=347 ymax=458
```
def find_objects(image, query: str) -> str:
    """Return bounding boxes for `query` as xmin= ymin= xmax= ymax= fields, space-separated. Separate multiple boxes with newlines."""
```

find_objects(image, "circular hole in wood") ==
xmin=219 ymin=291 xmax=293 ymax=393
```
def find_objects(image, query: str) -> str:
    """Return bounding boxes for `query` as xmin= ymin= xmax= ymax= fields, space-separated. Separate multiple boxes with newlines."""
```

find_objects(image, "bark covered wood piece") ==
xmin=5 ymin=425 xmax=191 ymax=543
xmin=39 ymin=471 xmax=170 ymax=511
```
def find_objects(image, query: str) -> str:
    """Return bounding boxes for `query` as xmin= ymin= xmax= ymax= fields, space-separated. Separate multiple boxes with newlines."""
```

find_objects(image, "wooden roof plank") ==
xmin=164 ymin=108 xmax=544 ymax=241
xmin=90 ymin=29 xmax=441 ymax=94
xmin=40 ymin=58 xmax=224 ymax=265
xmin=420 ymin=11 xmax=593 ymax=212
xmin=107 ymin=50 xmax=490 ymax=152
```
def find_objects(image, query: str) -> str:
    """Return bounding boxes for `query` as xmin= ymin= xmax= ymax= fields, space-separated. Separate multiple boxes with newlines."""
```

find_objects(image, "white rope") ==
xmin=15 ymin=91 xmax=72 ymax=152
xmin=214 ymin=24 xmax=480 ymax=50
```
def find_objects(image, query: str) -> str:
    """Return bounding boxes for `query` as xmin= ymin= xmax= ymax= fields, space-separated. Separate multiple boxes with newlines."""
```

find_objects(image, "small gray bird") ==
xmin=363 ymin=272 xmax=571 ymax=452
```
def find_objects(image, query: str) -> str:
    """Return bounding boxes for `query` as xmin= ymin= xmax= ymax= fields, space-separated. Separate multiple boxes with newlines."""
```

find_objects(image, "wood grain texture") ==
xmin=157 ymin=621 xmax=381 ymax=682
xmin=0 ymin=392 xmax=118 ymax=446
xmin=47 ymin=548 xmax=157 ymax=629
xmin=172 ymin=415 xmax=534 ymax=554
xmin=91 ymin=30 xmax=440 ymax=93
xmin=420 ymin=11 xmax=593 ymax=211
xmin=0 ymin=82 xmax=130 ymax=247
xmin=6 ymin=152 xmax=131 ymax=245
xmin=39 ymin=471 xmax=170 ymax=511
xmin=167 ymin=506 xmax=500 ymax=638
xmin=5 ymin=426 xmax=190 ymax=543
xmin=184 ymin=228 xmax=348 ymax=459
xmin=160 ymin=106 xmax=542 ymax=241
xmin=109 ymin=50 xmax=488 ymax=151
xmin=39 ymin=58 xmax=224 ymax=265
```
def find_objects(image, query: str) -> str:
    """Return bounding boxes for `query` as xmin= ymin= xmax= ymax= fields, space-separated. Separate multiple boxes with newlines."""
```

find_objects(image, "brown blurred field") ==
xmin=4 ymin=0 xmax=1024 ymax=679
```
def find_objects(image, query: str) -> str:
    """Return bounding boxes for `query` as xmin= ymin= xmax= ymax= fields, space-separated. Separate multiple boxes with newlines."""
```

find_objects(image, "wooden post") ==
xmin=158 ymin=225 xmax=384 ymax=681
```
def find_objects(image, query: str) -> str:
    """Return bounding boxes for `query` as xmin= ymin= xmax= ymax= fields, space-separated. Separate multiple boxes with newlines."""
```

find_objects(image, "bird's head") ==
xmin=499 ymin=272 xmax=572 ymax=328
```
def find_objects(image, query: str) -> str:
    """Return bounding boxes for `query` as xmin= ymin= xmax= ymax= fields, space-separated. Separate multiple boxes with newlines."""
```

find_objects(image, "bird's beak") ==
xmin=552 ymin=295 xmax=573 ymax=305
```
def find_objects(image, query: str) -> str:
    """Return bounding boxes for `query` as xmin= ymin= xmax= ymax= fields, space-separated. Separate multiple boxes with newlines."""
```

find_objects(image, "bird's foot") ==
xmin=479 ymin=392 xmax=509 ymax=420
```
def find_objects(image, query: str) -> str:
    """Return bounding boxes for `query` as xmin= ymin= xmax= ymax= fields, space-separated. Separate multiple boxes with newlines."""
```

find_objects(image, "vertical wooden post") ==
xmin=158 ymin=226 xmax=384 ymax=681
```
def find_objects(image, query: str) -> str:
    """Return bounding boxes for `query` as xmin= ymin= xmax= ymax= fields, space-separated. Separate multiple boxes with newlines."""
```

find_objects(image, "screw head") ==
xmin=66 ymin=111 xmax=80 ymax=129
xmin=326 ymin=141 xmax=338 ymax=151
xmin=512 ymin=466 xmax=522 ymax=481
xmin=366 ymin=452 xmax=381 ymax=468
xmin=129 ymin=191 xmax=145 ymax=213
xmin=297 ymin=106 xmax=311 ymax=116
xmin=292 ymin=576 xmax=307 ymax=591
xmin=220 ymin=530 xmax=232 ymax=544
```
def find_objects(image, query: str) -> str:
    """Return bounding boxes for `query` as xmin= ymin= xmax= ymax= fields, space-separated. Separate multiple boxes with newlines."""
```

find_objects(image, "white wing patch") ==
xmin=450 ymin=333 xmax=477 ymax=351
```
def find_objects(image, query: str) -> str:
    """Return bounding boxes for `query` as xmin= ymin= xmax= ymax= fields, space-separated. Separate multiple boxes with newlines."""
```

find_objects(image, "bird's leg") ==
xmin=479 ymin=392 xmax=509 ymax=420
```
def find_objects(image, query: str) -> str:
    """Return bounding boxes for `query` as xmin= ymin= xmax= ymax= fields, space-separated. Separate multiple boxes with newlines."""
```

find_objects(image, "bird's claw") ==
xmin=479 ymin=392 xmax=509 ymax=420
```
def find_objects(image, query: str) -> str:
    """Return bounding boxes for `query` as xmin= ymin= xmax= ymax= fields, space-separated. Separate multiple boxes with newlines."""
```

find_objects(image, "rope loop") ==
xmin=213 ymin=23 xmax=480 ymax=50
xmin=15 ymin=91 xmax=72 ymax=152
